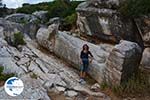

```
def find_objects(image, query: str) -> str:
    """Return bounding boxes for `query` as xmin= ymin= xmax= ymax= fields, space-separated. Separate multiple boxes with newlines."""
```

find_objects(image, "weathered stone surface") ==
xmin=0 ymin=18 xmax=23 ymax=37
xmin=76 ymin=0 xmax=144 ymax=48
xmin=73 ymin=85 xmax=105 ymax=97
xmin=36 ymin=23 xmax=59 ymax=52
xmin=5 ymin=13 xmax=37 ymax=23
xmin=0 ymin=26 xmax=4 ymax=38
xmin=0 ymin=75 xmax=51 ymax=100
xmin=0 ymin=18 xmax=25 ymax=47
xmin=4 ymin=13 xmax=41 ymax=39
xmin=135 ymin=15 xmax=150 ymax=46
xmin=85 ymin=0 xmax=123 ymax=8
xmin=141 ymin=48 xmax=150 ymax=69
xmin=65 ymin=90 xmax=78 ymax=97
xmin=90 ymin=83 xmax=101 ymax=91
xmin=24 ymin=22 xmax=39 ymax=39
xmin=32 ymin=11 xmax=48 ymax=23
xmin=48 ymin=17 xmax=60 ymax=25
xmin=0 ymin=38 xmax=24 ymax=75
xmin=36 ymin=27 xmax=113 ymax=83
xmin=0 ymin=24 xmax=110 ymax=99
xmin=106 ymin=40 xmax=142 ymax=85
xmin=17 ymin=57 xmax=30 ymax=65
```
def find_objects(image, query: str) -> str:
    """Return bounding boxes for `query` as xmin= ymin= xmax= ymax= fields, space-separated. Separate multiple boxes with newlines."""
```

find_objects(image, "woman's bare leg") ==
xmin=80 ymin=71 xmax=83 ymax=78
xmin=82 ymin=72 xmax=86 ymax=79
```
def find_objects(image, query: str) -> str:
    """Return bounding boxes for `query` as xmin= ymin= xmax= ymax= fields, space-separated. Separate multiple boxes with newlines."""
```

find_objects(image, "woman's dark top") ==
xmin=80 ymin=51 xmax=93 ymax=60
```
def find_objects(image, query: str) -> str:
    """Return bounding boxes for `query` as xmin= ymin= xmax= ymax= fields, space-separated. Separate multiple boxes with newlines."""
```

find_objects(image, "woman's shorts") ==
xmin=80 ymin=59 xmax=89 ymax=72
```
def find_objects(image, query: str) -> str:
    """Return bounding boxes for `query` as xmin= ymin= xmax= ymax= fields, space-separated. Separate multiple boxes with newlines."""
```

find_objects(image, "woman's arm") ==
xmin=88 ymin=51 xmax=93 ymax=63
xmin=79 ymin=51 xmax=83 ymax=64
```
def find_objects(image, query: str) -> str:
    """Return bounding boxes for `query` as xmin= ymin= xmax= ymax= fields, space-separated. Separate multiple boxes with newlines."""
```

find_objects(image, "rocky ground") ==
xmin=0 ymin=35 xmax=111 ymax=100
xmin=0 ymin=0 xmax=149 ymax=99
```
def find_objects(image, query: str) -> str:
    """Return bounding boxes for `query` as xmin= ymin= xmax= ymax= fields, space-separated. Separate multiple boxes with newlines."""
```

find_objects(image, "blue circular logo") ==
xmin=4 ymin=77 xmax=24 ymax=96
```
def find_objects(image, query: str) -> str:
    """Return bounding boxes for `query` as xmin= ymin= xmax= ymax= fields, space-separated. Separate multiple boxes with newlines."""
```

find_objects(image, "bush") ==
xmin=0 ymin=66 xmax=15 ymax=81
xmin=101 ymin=70 xmax=150 ymax=97
xmin=113 ymin=70 xmax=150 ymax=97
xmin=119 ymin=0 xmax=150 ymax=17
xmin=13 ymin=32 xmax=26 ymax=47
xmin=60 ymin=13 xmax=77 ymax=30
xmin=0 ymin=67 xmax=4 ymax=74
xmin=64 ymin=13 xmax=77 ymax=26
xmin=0 ymin=73 xmax=15 ymax=81
xmin=30 ymin=73 xmax=38 ymax=79
xmin=16 ymin=0 xmax=83 ymax=30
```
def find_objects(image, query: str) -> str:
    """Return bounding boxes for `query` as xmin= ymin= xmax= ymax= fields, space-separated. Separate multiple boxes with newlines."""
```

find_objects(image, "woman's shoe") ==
xmin=81 ymin=80 xmax=86 ymax=85
xmin=79 ymin=78 xmax=84 ymax=83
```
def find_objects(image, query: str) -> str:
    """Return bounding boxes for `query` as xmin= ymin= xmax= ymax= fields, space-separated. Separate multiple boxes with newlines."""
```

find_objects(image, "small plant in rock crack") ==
xmin=30 ymin=73 xmax=38 ymax=79
xmin=13 ymin=32 xmax=26 ymax=47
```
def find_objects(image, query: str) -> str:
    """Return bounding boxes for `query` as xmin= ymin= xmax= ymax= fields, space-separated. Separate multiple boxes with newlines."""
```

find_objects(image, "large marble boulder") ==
xmin=141 ymin=48 xmax=150 ymax=69
xmin=4 ymin=13 xmax=41 ymax=39
xmin=106 ymin=40 xmax=142 ymax=85
xmin=36 ymin=27 xmax=114 ymax=83
xmin=0 ymin=26 xmax=4 ymax=38
xmin=0 ymin=18 xmax=23 ymax=37
xmin=81 ymin=0 xmax=123 ymax=9
xmin=24 ymin=22 xmax=40 ymax=39
xmin=135 ymin=15 xmax=150 ymax=47
xmin=0 ymin=18 xmax=24 ymax=44
xmin=76 ymin=0 xmax=144 ymax=48
xmin=5 ymin=13 xmax=37 ymax=24
xmin=32 ymin=11 xmax=48 ymax=23
xmin=36 ymin=25 xmax=59 ymax=52
xmin=0 ymin=38 xmax=25 ymax=75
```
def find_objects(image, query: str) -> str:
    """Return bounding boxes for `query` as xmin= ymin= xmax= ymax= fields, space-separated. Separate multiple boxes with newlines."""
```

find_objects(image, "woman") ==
xmin=79 ymin=44 xmax=93 ymax=83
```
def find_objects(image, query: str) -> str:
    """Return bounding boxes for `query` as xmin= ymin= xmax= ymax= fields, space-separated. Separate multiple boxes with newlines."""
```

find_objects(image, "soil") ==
xmin=0 ymin=81 xmax=5 ymax=87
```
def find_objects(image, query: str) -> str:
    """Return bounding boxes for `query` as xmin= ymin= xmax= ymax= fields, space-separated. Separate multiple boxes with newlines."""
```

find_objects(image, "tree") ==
xmin=0 ymin=0 xmax=6 ymax=8
xmin=119 ymin=0 xmax=150 ymax=17
xmin=0 ymin=0 xmax=3 ymax=7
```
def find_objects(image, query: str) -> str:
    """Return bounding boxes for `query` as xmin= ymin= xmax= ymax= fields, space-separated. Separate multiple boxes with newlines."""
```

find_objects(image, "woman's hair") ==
xmin=82 ymin=44 xmax=89 ymax=51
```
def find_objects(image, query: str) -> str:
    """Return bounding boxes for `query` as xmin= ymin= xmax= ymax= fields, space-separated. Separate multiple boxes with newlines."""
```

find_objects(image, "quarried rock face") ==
xmin=0 ymin=35 xmax=109 ymax=99
xmin=76 ymin=0 xmax=144 ymax=47
xmin=4 ymin=13 xmax=42 ymax=39
xmin=141 ymin=48 xmax=150 ymax=69
xmin=32 ymin=11 xmax=48 ymax=23
xmin=5 ymin=13 xmax=37 ymax=24
xmin=106 ymin=40 xmax=142 ymax=85
xmin=0 ymin=18 xmax=23 ymax=37
xmin=36 ymin=25 xmax=114 ymax=83
xmin=36 ymin=22 xmax=59 ymax=52
xmin=135 ymin=15 xmax=150 ymax=47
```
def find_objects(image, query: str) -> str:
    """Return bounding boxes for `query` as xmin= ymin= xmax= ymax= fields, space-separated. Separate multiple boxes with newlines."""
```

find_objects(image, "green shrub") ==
xmin=13 ymin=32 xmax=26 ymax=47
xmin=30 ymin=73 xmax=38 ymax=79
xmin=64 ymin=13 xmax=77 ymax=26
xmin=16 ymin=0 xmax=83 ymax=29
xmin=16 ymin=0 xmax=82 ymax=19
xmin=0 ymin=67 xmax=4 ymax=75
xmin=119 ymin=0 xmax=150 ymax=17
xmin=113 ymin=70 xmax=150 ymax=97
xmin=100 ymin=81 xmax=109 ymax=90
xmin=0 ymin=66 xmax=15 ymax=81
xmin=101 ymin=70 xmax=150 ymax=97
xmin=0 ymin=73 xmax=15 ymax=81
